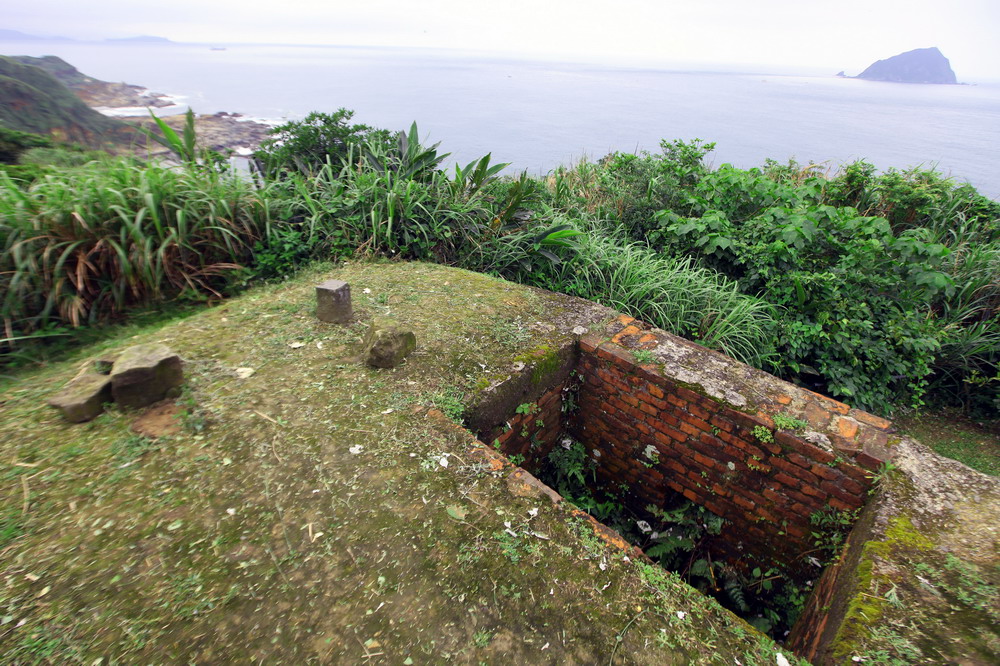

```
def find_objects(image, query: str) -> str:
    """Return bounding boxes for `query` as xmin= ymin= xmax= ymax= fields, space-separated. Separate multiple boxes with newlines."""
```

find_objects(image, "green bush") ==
xmin=253 ymin=109 xmax=392 ymax=179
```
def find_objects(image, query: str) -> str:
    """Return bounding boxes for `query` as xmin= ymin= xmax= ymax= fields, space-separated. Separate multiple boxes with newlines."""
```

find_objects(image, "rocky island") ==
xmin=855 ymin=46 xmax=958 ymax=84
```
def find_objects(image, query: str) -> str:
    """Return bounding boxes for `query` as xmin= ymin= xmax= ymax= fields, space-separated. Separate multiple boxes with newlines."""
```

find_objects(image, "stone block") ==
xmin=364 ymin=319 xmax=416 ymax=368
xmin=316 ymin=279 xmax=352 ymax=324
xmin=110 ymin=344 xmax=184 ymax=409
xmin=47 ymin=372 xmax=112 ymax=422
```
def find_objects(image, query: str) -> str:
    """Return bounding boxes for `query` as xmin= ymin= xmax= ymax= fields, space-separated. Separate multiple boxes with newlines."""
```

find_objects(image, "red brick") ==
xmin=688 ymin=403 xmax=711 ymax=421
xmin=827 ymin=497 xmax=853 ymax=512
xmin=658 ymin=454 xmax=681 ymax=472
xmin=685 ymin=415 xmax=712 ymax=433
xmin=762 ymin=487 xmax=787 ymax=506
xmin=667 ymin=394 xmax=687 ymax=408
xmin=853 ymin=451 xmax=884 ymax=473
xmin=675 ymin=386 xmax=707 ymax=405
xmin=682 ymin=488 xmax=699 ymax=503
xmin=638 ymin=401 xmax=659 ymax=417
xmin=831 ymin=435 xmax=861 ymax=454
xmin=838 ymin=476 xmax=865 ymax=496
xmin=711 ymin=483 xmax=730 ymax=498
xmin=820 ymin=481 xmax=863 ymax=507
xmin=648 ymin=384 xmax=665 ymax=400
xmin=709 ymin=415 xmax=734 ymax=433
xmin=703 ymin=498 xmax=728 ymax=516
xmin=732 ymin=494 xmax=755 ymax=511
xmin=679 ymin=421 xmax=703 ymax=437
xmin=774 ymin=471 xmax=801 ymax=489
xmin=838 ymin=461 xmax=873 ymax=487
xmin=784 ymin=523 xmax=809 ymax=539
xmin=692 ymin=452 xmax=719 ymax=471
xmin=579 ymin=335 xmax=600 ymax=353
xmin=641 ymin=394 xmax=669 ymax=411
xmin=771 ymin=457 xmax=820 ymax=486
xmin=810 ymin=464 xmax=841 ymax=482
xmin=801 ymin=484 xmax=825 ymax=498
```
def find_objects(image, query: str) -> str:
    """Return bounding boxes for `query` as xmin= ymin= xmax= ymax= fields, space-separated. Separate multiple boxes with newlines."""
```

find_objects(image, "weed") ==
xmin=753 ymin=425 xmax=774 ymax=444
xmin=111 ymin=434 xmax=157 ymax=466
xmin=633 ymin=349 xmax=656 ymax=364
xmin=772 ymin=414 xmax=809 ymax=432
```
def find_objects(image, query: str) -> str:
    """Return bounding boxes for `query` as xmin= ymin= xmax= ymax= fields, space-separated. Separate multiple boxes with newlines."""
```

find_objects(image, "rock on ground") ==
xmin=110 ymin=344 xmax=184 ymax=409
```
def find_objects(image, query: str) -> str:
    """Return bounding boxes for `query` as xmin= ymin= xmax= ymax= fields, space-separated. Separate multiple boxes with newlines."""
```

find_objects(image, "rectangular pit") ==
xmin=469 ymin=315 xmax=893 ymax=647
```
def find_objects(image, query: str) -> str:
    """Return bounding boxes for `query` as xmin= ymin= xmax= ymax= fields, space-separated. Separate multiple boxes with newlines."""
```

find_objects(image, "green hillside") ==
xmin=0 ymin=56 xmax=138 ymax=149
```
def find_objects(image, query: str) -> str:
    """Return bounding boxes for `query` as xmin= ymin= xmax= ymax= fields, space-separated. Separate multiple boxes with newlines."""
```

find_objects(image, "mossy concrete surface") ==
xmin=0 ymin=262 xmax=801 ymax=665
xmin=800 ymin=436 xmax=999 ymax=664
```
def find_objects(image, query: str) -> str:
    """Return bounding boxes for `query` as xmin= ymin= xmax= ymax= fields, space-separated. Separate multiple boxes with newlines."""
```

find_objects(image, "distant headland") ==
xmin=842 ymin=47 xmax=958 ymax=84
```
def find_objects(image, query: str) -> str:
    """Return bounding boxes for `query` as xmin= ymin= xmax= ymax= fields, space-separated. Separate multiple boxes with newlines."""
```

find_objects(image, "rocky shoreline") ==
xmin=74 ymin=74 xmax=273 ymax=157
xmin=130 ymin=111 xmax=272 ymax=159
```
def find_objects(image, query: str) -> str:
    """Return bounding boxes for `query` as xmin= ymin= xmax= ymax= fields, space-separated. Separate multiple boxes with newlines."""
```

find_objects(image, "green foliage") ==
xmin=771 ymin=414 xmax=809 ymax=432
xmin=136 ymin=109 xmax=200 ymax=165
xmin=753 ymin=425 xmax=774 ymax=443
xmin=553 ymin=142 xmax=998 ymax=415
xmin=253 ymin=108 xmax=392 ymax=178
xmin=809 ymin=506 xmax=860 ymax=564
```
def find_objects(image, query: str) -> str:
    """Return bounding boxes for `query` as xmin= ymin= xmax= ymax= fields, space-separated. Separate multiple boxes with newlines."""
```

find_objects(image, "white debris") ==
xmin=676 ymin=611 xmax=686 ymax=620
xmin=528 ymin=507 xmax=539 ymax=518
xmin=636 ymin=520 xmax=653 ymax=534
xmin=235 ymin=367 xmax=255 ymax=379
xmin=439 ymin=456 xmax=449 ymax=468
xmin=226 ymin=508 xmax=236 ymax=516
xmin=776 ymin=654 xmax=791 ymax=666
xmin=288 ymin=341 xmax=305 ymax=349
xmin=349 ymin=445 xmax=364 ymax=455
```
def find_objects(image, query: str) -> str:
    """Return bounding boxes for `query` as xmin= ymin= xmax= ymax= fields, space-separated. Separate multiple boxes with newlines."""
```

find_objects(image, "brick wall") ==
xmin=484 ymin=382 xmax=566 ymax=470
xmin=567 ymin=316 xmax=891 ymax=566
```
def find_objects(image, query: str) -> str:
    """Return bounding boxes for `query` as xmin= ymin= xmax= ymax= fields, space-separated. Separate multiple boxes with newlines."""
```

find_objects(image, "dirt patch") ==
xmin=131 ymin=400 xmax=183 ymax=439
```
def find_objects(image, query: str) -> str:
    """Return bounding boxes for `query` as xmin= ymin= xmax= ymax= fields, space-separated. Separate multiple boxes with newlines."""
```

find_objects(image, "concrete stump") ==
xmin=316 ymin=280 xmax=352 ymax=324
xmin=364 ymin=319 xmax=416 ymax=368
xmin=47 ymin=372 xmax=113 ymax=422
xmin=110 ymin=344 xmax=184 ymax=409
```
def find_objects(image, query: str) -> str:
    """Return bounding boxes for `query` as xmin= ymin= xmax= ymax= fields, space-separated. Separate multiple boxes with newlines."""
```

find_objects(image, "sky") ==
xmin=5 ymin=0 xmax=999 ymax=78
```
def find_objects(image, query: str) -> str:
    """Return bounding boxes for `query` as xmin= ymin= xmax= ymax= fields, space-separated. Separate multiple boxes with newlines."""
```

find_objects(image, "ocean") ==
xmin=4 ymin=41 xmax=1000 ymax=198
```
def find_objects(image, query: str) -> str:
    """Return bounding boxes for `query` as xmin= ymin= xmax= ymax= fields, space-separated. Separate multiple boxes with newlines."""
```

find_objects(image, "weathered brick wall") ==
xmin=569 ymin=316 xmax=891 ymax=565
xmin=485 ymin=382 xmax=566 ymax=470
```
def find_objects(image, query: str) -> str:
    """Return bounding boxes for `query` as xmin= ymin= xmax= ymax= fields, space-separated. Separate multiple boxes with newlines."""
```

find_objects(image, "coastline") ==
xmin=76 ymin=75 xmax=274 ymax=158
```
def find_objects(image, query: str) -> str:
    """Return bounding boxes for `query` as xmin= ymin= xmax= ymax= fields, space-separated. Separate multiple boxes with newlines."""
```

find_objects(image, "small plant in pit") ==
xmin=866 ymin=460 xmax=898 ymax=496
xmin=515 ymin=402 xmax=540 ymax=416
xmin=772 ymin=414 xmax=809 ymax=432
xmin=809 ymin=505 xmax=859 ymax=564
xmin=633 ymin=348 xmax=656 ymax=364
xmin=534 ymin=434 xmax=810 ymax=637
xmin=753 ymin=425 xmax=774 ymax=444
xmin=429 ymin=386 xmax=465 ymax=422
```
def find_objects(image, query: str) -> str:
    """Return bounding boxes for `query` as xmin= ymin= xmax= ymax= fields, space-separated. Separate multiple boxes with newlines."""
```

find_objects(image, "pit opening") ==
xmin=468 ymin=316 xmax=892 ymax=652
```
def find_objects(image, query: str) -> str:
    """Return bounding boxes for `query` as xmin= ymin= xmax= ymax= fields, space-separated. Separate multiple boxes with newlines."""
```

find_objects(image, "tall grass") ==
xmin=0 ymin=157 xmax=271 ymax=343
xmin=465 ymin=219 xmax=776 ymax=367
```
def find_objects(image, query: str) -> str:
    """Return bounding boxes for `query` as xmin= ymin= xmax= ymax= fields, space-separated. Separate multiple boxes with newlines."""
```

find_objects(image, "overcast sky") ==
xmin=6 ymin=0 xmax=999 ymax=78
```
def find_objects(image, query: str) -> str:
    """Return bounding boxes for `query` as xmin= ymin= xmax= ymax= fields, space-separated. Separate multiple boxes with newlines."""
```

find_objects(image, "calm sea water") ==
xmin=4 ymin=41 xmax=1000 ymax=197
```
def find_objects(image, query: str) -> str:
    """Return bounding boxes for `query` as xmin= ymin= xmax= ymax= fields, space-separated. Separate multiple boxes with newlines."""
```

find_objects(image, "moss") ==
xmin=830 ymin=513 xmax=948 ymax=661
